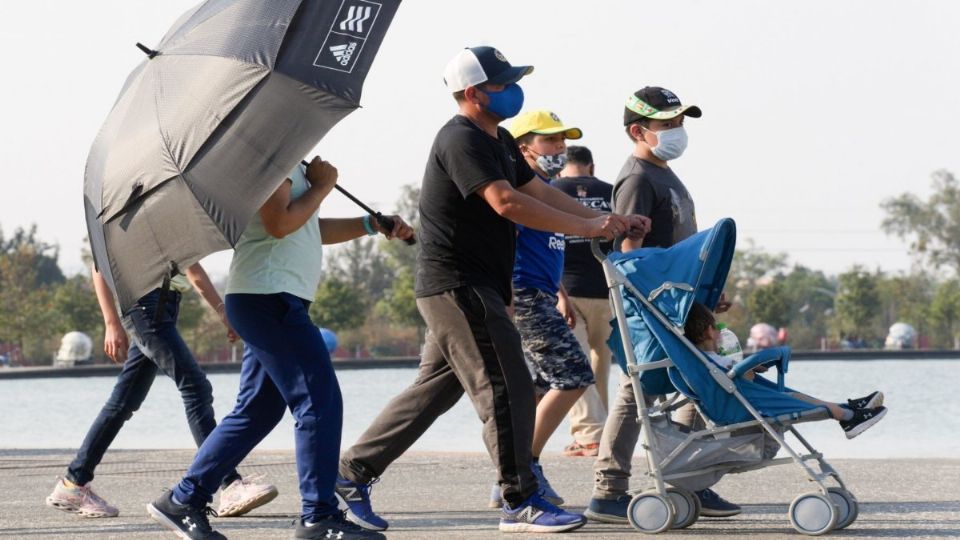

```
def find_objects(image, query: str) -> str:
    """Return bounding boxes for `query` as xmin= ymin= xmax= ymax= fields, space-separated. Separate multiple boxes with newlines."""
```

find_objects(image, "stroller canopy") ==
xmin=608 ymin=218 xmax=736 ymax=394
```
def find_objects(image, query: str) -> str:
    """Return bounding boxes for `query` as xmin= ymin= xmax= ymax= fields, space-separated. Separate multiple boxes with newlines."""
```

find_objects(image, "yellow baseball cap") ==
xmin=508 ymin=110 xmax=583 ymax=140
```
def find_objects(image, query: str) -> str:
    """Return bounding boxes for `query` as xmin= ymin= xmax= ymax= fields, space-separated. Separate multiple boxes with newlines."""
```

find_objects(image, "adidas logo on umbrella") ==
xmin=330 ymin=42 xmax=358 ymax=66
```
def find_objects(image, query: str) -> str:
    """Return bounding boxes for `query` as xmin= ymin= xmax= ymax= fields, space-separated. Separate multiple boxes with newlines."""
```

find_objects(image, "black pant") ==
xmin=340 ymin=285 xmax=539 ymax=505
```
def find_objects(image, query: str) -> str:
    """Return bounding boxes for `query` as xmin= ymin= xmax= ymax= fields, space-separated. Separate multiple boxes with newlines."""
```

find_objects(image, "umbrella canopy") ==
xmin=84 ymin=0 xmax=401 ymax=309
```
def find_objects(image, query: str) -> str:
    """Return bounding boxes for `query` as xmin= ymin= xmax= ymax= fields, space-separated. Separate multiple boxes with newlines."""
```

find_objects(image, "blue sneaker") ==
xmin=531 ymin=460 xmax=564 ymax=506
xmin=584 ymin=495 xmax=630 ymax=524
xmin=334 ymin=476 xmax=388 ymax=531
xmin=697 ymin=488 xmax=741 ymax=517
xmin=499 ymin=491 xmax=586 ymax=533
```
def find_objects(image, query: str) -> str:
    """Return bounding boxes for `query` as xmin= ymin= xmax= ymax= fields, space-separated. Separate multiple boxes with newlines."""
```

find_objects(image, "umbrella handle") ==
xmin=300 ymin=160 xmax=416 ymax=245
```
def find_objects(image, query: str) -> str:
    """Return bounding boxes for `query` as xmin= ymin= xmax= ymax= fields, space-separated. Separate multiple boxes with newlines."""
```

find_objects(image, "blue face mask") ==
xmin=482 ymin=83 xmax=524 ymax=120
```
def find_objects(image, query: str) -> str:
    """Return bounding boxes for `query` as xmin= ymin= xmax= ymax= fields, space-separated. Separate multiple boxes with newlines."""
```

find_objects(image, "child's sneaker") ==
xmin=217 ymin=475 xmax=279 ymax=517
xmin=499 ymin=491 xmax=586 ymax=533
xmin=847 ymin=391 xmax=883 ymax=410
xmin=563 ymin=440 xmax=600 ymax=457
xmin=584 ymin=495 xmax=630 ymax=523
xmin=45 ymin=477 xmax=119 ymax=518
xmin=334 ymin=476 xmax=388 ymax=531
xmin=294 ymin=513 xmax=387 ymax=539
xmin=146 ymin=491 xmax=224 ymax=540
xmin=531 ymin=460 xmax=564 ymax=506
xmin=841 ymin=406 xmax=887 ymax=439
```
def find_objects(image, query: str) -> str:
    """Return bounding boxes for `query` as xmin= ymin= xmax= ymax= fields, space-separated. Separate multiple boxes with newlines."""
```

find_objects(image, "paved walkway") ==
xmin=1 ymin=449 xmax=958 ymax=539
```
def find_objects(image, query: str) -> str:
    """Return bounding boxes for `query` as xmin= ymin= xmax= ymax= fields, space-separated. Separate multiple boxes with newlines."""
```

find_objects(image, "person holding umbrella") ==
xmin=46 ymin=264 xmax=278 ymax=520
xmin=335 ymin=46 xmax=649 ymax=534
xmin=147 ymin=157 xmax=412 ymax=540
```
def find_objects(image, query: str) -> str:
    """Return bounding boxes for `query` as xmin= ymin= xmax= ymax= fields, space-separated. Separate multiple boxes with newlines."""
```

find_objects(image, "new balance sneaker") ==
xmin=499 ymin=491 xmax=587 ymax=533
xmin=697 ymin=488 xmax=741 ymax=517
xmin=146 ymin=491 xmax=225 ymax=540
xmin=584 ymin=495 xmax=630 ymax=524
xmin=530 ymin=460 xmax=564 ymax=506
xmin=563 ymin=440 xmax=600 ymax=457
xmin=46 ymin=477 xmax=119 ymax=518
xmin=847 ymin=391 xmax=884 ymax=410
xmin=294 ymin=513 xmax=387 ymax=539
xmin=217 ymin=475 xmax=279 ymax=517
xmin=334 ymin=476 xmax=388 ymax=531
xmin=841 ymin=406 xmax=887 ymax=439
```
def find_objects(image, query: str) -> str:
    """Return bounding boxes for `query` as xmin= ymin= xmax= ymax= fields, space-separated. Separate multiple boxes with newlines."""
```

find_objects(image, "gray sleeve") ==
xmin=612 ymin=173 xmax=656 ymax=217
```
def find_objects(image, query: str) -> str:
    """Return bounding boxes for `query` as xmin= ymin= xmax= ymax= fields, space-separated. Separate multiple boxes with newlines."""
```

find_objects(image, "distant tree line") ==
xmin=1 ymin=171 xmax=958 ymax=365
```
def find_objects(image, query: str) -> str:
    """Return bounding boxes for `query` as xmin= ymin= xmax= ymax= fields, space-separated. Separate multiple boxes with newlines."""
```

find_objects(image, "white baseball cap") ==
xmin=443 ymin=46 xmax=533 ymax=92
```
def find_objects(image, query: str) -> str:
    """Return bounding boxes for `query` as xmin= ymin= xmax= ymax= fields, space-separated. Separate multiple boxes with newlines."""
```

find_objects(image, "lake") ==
xmin=1 ymin=360 xmax=956 ymax=458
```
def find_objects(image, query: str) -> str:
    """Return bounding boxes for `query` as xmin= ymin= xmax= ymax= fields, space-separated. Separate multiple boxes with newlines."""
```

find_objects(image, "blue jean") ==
xmin=173 ymin=292 xmax=342 ymax=520
xmin=67 ymin=289 xmax=239 ymax=487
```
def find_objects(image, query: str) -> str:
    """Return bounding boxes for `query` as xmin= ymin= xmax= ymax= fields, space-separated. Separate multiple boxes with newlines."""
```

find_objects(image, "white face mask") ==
xmin=644 ymin=126 xmax=688 ymax=161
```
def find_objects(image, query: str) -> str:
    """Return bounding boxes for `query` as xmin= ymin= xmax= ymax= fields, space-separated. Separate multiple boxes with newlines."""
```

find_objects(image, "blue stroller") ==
xmin=594 ymin=218 xmax=858 ymax=536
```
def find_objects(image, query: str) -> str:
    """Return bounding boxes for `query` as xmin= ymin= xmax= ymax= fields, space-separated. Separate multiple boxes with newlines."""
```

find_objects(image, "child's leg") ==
xmin=787 ymin=392 xmax=847 ymax=420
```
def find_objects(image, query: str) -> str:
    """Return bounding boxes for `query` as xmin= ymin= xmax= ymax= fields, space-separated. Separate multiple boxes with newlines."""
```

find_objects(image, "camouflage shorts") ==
xmin=514 ymin=288 xmax=594 ymax=391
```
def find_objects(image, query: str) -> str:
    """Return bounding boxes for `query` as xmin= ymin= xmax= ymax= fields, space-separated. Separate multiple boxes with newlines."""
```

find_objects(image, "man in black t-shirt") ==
xmin=337 ymin=46 xmax=649 ymax=535
xmin=552 ymin=146 xmax=614 ymax=458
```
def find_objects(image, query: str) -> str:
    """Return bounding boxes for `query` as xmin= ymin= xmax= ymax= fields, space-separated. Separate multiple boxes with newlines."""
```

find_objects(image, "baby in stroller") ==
xmin=684 ymin=303 xmax=887 ymax=439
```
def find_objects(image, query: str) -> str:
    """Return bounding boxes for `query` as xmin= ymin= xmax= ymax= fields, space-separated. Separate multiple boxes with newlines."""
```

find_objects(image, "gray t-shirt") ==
xmin=612 ymin=157 xmax=697 ymax=248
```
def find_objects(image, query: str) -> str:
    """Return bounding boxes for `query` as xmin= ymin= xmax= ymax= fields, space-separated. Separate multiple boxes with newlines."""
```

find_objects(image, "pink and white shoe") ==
xmin=217 ymin=475 xmax=279 ymax=517
xmin=45 ymin=477 xmax=119 ymax=518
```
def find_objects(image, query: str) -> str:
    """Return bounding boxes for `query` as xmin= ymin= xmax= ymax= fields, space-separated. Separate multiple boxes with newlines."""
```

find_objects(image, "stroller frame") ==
xmin=592 ymin=237 xmax=857 ymax=535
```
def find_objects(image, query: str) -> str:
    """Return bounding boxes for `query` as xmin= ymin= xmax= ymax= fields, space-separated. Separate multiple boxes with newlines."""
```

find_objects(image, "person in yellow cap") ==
xmin=483 ymin=109 xmax=595 ymax=509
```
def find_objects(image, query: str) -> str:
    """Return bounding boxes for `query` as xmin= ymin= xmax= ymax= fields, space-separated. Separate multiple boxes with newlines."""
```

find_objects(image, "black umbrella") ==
xmin=84 ymin=0 xmax=402 ymax=309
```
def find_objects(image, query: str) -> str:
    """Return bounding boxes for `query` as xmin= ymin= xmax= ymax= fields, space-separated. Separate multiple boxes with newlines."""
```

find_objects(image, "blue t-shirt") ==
xmin=512 ymin=176 xmax=565 ymax=294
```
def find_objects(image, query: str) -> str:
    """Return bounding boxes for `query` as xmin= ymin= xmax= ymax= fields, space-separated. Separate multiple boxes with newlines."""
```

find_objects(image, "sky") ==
xmin=1 ymin=0 xmax=958 ymax=282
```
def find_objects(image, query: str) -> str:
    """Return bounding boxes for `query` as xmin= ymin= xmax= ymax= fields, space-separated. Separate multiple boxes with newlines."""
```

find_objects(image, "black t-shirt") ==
xmin=551 ymin=175 xmax=613 ymax=299
xmin=415 ymin=115 xmax=535 ymax=303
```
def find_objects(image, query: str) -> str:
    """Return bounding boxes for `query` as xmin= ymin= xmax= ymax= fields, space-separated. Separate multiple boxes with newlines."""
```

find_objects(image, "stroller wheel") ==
xmin=627 ymin=491 xmax=674 ymax=534
xmin=788 ymin=492 xmax=838 ymax=536
xmin=666 ymin=488 xmax=700 ymax=529
xmin=827 ymin=488 xmax=858 ymax=529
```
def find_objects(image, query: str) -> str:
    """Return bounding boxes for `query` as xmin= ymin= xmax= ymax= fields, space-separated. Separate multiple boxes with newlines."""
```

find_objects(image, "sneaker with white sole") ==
xmin=847 ymin=391 xmax=883 ymax=410
xmin=334 ymin=476 xmax=388 ymax=531
xmin=841 ymin=406 xmax=887 ymax=439
xmin=499 ymin=491 xmax=586 ymax=533
xmin=217 ymin=475 xmax=279 ymax=517
xmin=147 ymin=491 xmax=224 ymax=540
xmin=46 ymin=477 xmax=119 ymax=518
xmin=294 ymin=513 xmax=387 ymax=539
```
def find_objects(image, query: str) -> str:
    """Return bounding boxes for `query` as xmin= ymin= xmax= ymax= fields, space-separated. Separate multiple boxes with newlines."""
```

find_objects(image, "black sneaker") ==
xmin=697 ymin=488 xmax=741 ymax=517
xmin=294 ymin=512 xmax=387 ymax=539
xmin=841 ymin=406 xmax=887 ymax=439
xmin=847 ymin=391 xmax=883 ymax=410
xmin=146 ymin=491 xmax=225 ymax=540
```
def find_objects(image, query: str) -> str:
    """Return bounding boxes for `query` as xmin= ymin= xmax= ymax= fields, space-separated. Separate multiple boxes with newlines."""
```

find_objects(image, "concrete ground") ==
xmin=1 ymin=449 xmax=958 ymax=539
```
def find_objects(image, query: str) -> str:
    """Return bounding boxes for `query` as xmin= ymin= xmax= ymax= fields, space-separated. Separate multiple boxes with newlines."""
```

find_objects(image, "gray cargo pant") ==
xmin=593 ymin=372 xmax=660 ymax=499
xmin=339 ymin=285 xmax=539 ymax=505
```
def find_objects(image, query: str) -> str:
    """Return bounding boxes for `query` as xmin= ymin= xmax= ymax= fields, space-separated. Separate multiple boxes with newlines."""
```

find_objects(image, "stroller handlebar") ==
xmin=591 ymin=237 xmax=612 ymax=262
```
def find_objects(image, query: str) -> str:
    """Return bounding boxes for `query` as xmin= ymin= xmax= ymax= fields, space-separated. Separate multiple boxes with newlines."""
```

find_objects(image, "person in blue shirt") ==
xmin=486 ymin=110 xmax=611 ymax=508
